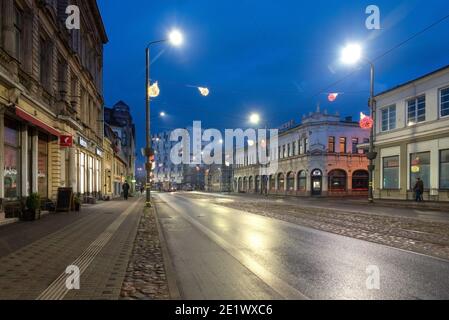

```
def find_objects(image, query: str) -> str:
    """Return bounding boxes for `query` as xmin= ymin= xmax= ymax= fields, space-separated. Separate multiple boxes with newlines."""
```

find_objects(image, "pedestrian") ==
xmin=140 ymin=186 xmax=144 ymax=195
xmin=123 ymin=181 xmax=130 ymax=200
xmin=413 ymin=177 xmax=424 ymax=202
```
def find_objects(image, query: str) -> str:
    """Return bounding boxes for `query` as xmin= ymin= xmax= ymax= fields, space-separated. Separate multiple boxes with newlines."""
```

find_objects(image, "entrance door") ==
xmin=311 ymin=169 xmax=322 ymax=196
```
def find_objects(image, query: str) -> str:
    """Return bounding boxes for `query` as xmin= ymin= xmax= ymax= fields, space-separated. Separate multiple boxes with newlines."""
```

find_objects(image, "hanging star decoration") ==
xmin=328 ymin=92 xmax=339 ymax=102
xmin=148 ymin=81 xmax=160 ymax=98
xmin=359 ymin=112 xmax=374 ymax=129
xmin=198 ymin=87 xmax=210 ymax=97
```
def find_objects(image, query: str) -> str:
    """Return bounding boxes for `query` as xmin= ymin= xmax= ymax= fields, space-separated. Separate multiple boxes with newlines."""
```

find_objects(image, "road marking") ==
xmin=36 ymin=199 xmax=141 ymax=300
xmin=161 ymin=195 xmax=308 ymax=300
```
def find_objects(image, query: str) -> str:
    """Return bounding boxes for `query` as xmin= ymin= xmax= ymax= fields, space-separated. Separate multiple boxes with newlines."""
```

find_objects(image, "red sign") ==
xmin=60 ymin=135 xmax=73 ymax=147
xmin=328 ymin=93 xmax=339 ymax=102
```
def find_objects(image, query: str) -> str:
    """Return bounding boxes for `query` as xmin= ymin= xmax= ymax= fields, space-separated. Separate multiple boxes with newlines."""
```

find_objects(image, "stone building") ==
xmin=0 ymin=0 xmax=107 ymax=219
xmin=233 ymin=109 xmax=370 ymax=197
xmin=104 ymin=101 xmax=136 ymax=193
xmin=373 ymin=65 xmax=449 ymax=202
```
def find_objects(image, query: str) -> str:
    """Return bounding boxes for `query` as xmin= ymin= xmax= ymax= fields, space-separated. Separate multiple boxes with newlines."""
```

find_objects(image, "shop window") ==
xmin=79 ymin=152 xmax=85 ymax=194
xmin=328 ymin=169 xmax=347 ymax=191
xmin=269 ymin=175 xmax=275 ymax=191
xmin=4 ymin=119 xmax=21 ymax=199
xmin=383 ymin=156 xmax=399 ymax=189
xmin=38 ymin=134 xmax=48 ymax=198
xmin=286 ymin=172 xmax=295 ymax=191
xmin=297 ymin=171 xmax=306 ymax=191
xmin=277 ymin=173 xmax=285 ymax=191
xmin=410 ymin=152 xmax=430 ymax=190
xmin=440 ymin=150 xmax=449 ymax=189
xmin=352 ymin=170 xmax=369 ymax=190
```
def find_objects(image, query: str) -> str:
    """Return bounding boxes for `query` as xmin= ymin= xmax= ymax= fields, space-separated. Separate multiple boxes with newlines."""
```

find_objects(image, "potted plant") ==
xmin=24 ymin=193 xmax=41 ymax=221
xmin=73 ymin=194 xmax=81 ymax=212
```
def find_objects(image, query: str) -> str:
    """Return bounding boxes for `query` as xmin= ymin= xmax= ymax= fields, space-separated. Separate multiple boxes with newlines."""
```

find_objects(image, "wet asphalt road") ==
xmin=155 ymin=192 xmax=449 ymax=300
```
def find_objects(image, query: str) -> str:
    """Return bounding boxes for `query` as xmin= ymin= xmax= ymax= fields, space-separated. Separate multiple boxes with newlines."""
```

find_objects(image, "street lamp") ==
xmin=340 ymin=43 xmax=377 ymax=203
xmin=145 ymin=29 xmax=183 ymax=207
xmin=249 ymin=113 xmax=261 ymax=125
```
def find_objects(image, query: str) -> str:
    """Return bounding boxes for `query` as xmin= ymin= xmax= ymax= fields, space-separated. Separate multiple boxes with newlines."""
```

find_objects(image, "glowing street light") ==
xmin=341 ymin=43 xmax=362 ymax=65
xmin=168 ymin=29 xmax=183 ymax=47
xmin=160 ymin=111 xmax=166 ymax=117
xmin=340 ymin=42 xmax=377 ymax=203
xmin=145 ymin=28 xmax=184 ymax=207
xmin=249 ymin=113 xmax=261 ymax=125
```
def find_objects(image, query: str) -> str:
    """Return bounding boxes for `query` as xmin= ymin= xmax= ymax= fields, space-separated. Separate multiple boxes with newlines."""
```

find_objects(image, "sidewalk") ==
xmin=0 ymin=197 xmax=143 ymax=300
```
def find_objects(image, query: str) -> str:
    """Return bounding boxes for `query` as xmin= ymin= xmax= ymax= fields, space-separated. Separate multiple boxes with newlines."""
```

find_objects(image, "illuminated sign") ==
xmin=79 ymin=137 xmax=88 ymax=148
xmin=60 ymin=135 xmax=73 ymax=147
xmin=360 ymin=112 xmax=373 ymax=129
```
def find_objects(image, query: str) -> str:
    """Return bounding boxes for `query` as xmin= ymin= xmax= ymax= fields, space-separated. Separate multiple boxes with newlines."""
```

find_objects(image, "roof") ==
xmin=375 ymin=64 xmax=449 ymax=98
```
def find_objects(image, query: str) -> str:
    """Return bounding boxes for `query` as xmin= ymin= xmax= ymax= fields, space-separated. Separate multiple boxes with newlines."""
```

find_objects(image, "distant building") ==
xmin=152 ymin=127 xmax=207 ymax=190
xmin=373 ymin=65 xmax=449 ymax=202
xmin=205 ymin=163 xmax=233 ymax=192
xmin=233 ymin=108 xmax=370 ymax=197
xmin=104 ymin=101 xmax=136 ymax=194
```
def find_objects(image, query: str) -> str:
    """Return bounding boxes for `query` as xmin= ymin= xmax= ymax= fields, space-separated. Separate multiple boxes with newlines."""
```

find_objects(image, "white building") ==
xmin=233 ymin=108 xmax=370 ymax=197
xmin=373 ymin=64 xmax=449 ymax=202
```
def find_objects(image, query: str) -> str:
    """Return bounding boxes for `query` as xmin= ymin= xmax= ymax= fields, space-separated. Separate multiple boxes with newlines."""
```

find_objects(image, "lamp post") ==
xmin=145 ymin=30 xmax=183 ymax=207
xmin=341 ymin=43 xmax=377 ymax=203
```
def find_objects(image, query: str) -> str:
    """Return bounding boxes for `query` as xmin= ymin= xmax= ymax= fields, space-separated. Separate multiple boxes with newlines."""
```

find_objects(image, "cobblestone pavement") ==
xmin=120 ymin=206 xmax=170 ymax=300
xmin=0 ymin=197 xmax=143 ymax=300
xmin=180 ymin=193 xmax=449 ymax=261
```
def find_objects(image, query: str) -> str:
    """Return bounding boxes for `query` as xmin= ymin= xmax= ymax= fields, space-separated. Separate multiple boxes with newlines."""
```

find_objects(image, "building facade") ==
xmin=0 ymin=0 xmax=107 ymax=219
xmin=373 ymin=65 xmax=449 ymax=202
xmin=104 ymin=101 xmax=136 ymax=194
xmin=233 ymin=109 xmax=370 ymax=197
xmin=205 ymin=163 xmax=232 ymax=192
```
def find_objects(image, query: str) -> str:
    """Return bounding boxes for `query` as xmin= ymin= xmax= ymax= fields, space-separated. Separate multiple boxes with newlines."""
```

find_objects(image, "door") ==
xmin=311 ymin=169 xmax=322 ymax=196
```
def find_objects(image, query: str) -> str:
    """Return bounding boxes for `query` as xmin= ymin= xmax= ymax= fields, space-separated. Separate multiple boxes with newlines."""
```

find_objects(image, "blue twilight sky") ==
xmin=97 ymin=0 xmax=449 ymax=165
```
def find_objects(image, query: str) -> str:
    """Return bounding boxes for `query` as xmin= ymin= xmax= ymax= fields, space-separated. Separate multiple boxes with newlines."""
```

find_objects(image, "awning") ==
xmin=15 ymin=107 xmax=61 ymax=137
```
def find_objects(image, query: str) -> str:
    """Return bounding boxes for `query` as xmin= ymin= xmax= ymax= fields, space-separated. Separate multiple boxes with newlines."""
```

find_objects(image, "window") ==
xmin=352 ymin=138 xmax=359 ymax=154
xmin=282 ymin=145 xmax=286 ymax=158
xmin=0 ymin=3 xmax=3 ymax=48
xmin=328 ymin=170 xmax=347 ymax=191
xmin=286 ymin=172 xmax=294 ymax=191
xmin=441 ymin=87 xmax=449 ymax=117
xmin=40 ymin=37 xmax=51 ymax=90
xmin=14 ymin=4 xmax=23 ymax=62
xmin=383 ymin=156 xmax=399 ymax=189
xmin=38 ymin=134 xmax=48 ymax=198
xmin=299 ymin=140 xmax=303 ymax=154
xmin=410 ymin=152 xmax=430 ymax=190
xmin=277 ymin=173 xmax=285 ymax=191
xmin=297 ymin=171 xmax=306 ymax=191
xmin=440 ymin=150 xmax=449 ymax=189
xmin=292 ymin=142 xmax=296 ymax=156
xmin=328 ymin=136 xmax=335 ymax=153
xmin=304 ymin=138 xmax=308 ymax=153
xmin=4 ymin=119 xmax=21 ymax=199
xmin=407 ymin=95 xmax=426 ymax=125
xmin=79 ymin=152 xmax=85 ymax=194
xmin=352 ymin=170 xmax=369 ymax=190
xmin=339 ymin=137 xmax=346 ymax=154
xmin=381 ymin=105 xmax=396 ymax=132
xmin=287 ymin=144 xmax=291 ymax=157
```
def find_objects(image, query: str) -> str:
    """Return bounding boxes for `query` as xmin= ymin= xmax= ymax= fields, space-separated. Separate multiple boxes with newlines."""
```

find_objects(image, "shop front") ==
xmin=0 ymin=106 xmax=60 ymax=218
xmin=75 ymin=135 xmax=103 ymax=201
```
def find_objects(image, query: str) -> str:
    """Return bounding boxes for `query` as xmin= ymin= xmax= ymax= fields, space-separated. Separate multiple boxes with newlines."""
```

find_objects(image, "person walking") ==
xmin=123 ymin=181 xmax=130 ymax=200
xmin=413 ymin=177 xmax=424 ymax=202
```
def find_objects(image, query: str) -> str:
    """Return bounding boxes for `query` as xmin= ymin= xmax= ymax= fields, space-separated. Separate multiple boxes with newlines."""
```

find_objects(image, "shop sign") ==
xmin=96 ymin=148 xmax=104 ymax=157
xmin=79 ymin=137 xmax=88 ymax=148
xmin=312 ymin=169 xmax=322 ymax=177
xmin=60 ymin=135 xmax=73 ymax=147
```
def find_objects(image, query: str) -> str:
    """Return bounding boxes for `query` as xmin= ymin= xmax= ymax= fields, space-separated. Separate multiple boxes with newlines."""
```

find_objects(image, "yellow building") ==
xmin=102 ymin=136 xmax=114 ymax=199
xmin=0 ymin=0 xmax=107 ymax=219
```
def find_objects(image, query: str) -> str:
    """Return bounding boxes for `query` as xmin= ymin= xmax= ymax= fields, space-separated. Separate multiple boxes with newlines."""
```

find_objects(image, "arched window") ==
xmin=255 ymin=176 xmax=260 ymax=192
xmin=278 ymin=173 xmax=285 ymax=191
xmin=287 ymin=172 xmax=295 ymax=191
xmin=297 ymin=171 xmax=307 ymax=191
xmin=352 ymin=170 xmax=369 ymax=190
xmin=269 ymin=175 xmax=275 ymax=191
xmin=243 ymin=177 xmax=247 ymax=191
xmin=238 ymin=177 xmax=242 ymax=192
xmin=328 ymin=170 xmax=347 ymax=191
xmin=249 ymin=176 xmax=254 ymax=191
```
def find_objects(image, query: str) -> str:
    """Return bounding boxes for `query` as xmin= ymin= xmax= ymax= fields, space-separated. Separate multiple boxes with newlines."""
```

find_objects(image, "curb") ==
xmin=151 ymin=203 xmax=182 ymax=300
